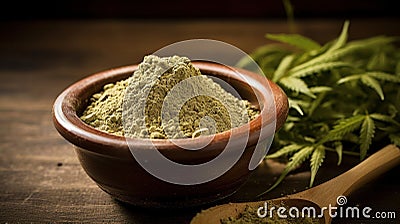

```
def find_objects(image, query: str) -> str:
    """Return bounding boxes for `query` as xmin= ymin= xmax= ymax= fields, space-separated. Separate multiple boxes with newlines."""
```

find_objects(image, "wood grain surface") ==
xmin=1 ymin=18 xmax=399 ymax=223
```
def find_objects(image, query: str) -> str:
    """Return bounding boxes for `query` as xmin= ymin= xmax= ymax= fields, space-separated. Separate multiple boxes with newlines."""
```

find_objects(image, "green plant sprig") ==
xmin=240 ymin=21 xmax=400 ymax=196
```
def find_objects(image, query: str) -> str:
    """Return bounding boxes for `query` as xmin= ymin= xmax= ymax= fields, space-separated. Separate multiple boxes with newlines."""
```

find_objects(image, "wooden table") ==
xmin=1 ymin=18 xmax=399 ymax=223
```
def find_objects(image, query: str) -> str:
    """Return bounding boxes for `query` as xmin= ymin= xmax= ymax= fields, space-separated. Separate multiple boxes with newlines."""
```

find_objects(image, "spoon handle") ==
xmin=292 ymin=144 xmax=400 ymax=207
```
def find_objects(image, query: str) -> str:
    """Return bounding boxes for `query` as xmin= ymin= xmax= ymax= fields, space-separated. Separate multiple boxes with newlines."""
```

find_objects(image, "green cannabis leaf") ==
xmin=266 ymin=34 xmax=321 ymax=51
xmin=259 ymin=146 xmax=314 ymax=196
xmin=320 ymin=115 xmax=365 ymax=144
xmin=359 ymin=115 xmax=375 ymax=160
xmin=266 ymin=144 xmax=303 ymax=159
xmin=310 ymin=146 xmax=325 ymax=187
xmin=247 ymin=20 xmax=400 ymax=196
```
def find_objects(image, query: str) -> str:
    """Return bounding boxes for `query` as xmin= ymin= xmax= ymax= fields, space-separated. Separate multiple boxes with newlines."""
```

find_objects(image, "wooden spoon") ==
xmin=191 ymin=144 xmax=400 ymax=224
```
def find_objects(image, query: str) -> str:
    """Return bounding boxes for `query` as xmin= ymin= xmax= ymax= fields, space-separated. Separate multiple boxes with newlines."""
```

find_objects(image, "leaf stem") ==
xmin=325 ymin=147 xmax=360 ymax=157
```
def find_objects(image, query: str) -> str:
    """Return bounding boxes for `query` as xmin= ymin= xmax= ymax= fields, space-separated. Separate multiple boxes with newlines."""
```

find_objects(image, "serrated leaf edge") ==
xmin=310 ymin=146 xmax=326 ymax=187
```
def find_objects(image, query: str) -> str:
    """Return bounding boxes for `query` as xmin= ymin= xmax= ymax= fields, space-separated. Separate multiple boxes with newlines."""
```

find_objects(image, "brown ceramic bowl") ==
xmin=52 ymin=61 xmax=288 ymax=208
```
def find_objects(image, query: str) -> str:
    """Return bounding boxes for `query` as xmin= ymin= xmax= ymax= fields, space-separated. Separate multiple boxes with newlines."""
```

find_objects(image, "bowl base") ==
xmin=96 ymin=181 xmax=243 ymax=209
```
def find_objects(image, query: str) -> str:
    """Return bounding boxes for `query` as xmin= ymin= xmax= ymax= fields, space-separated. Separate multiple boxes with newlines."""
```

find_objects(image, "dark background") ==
xmin=1 ymin=0 xmax=398 ymax=20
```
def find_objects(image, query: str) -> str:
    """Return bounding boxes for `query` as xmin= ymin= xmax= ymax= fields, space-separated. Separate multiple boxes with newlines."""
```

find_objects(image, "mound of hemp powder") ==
xmin=81 ymin=55 xmax=259 ymax=139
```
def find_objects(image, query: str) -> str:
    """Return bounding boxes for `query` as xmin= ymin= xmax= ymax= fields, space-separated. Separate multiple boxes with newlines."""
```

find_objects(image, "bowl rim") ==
xmin=52 ymin=61 xmax=288 ymax=158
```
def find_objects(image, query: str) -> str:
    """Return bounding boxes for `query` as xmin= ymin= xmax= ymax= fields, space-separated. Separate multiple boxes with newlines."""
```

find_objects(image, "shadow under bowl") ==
xmin=52 ymin=61 xmax=288 ymax=208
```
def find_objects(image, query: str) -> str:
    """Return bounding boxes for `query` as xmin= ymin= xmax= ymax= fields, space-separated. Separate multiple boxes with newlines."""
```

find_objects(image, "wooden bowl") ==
xmin=52 ymin=61 xmax=288 ymax=208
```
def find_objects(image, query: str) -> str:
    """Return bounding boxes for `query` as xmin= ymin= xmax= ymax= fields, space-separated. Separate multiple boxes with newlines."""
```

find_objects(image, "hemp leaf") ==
xmin=266 ymin=33 xmax=321 ymax=51
xmin=359 ymin=115 xmax=375 ymax=160
xmin=279 ymin=76 xmax=315 ymax=98
xmin=259 ymin=146 xmax=314 ymax=196
xmin=266 ymin=144 xmax=303 ymax=159
xmin=310 ymin=146 xmax=325 ymax=187
xmin=319 ymin=115 xmax=365 ymax=144
xmin=249 ymin=21 xmax=400 ymax=196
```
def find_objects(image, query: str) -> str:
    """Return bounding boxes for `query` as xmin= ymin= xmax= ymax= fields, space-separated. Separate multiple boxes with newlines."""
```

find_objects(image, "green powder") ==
xmin=81 ymin=55 xmax=259 ymax=139
xmin=220 ymin=203 xmax=320 ymax=224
